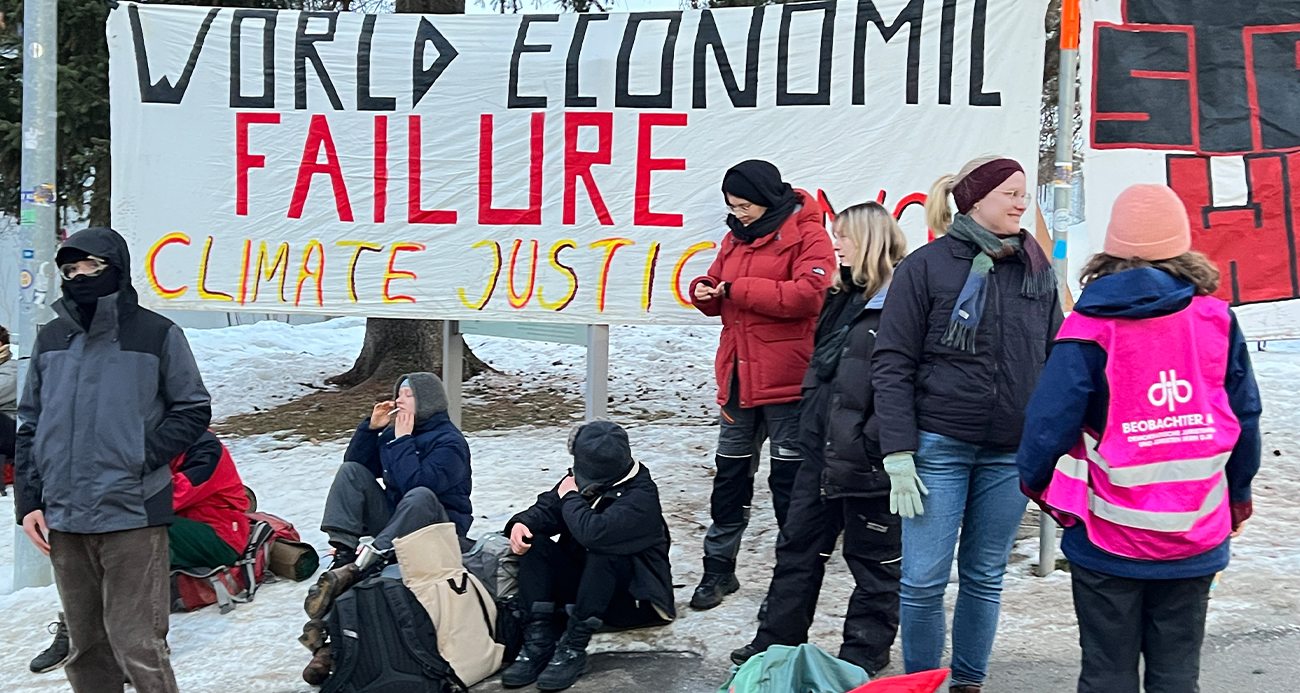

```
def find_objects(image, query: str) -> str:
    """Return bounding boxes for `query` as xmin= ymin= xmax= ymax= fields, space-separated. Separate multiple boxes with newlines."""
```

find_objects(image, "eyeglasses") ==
xmin=59 ymin=257 xmax=108 ymax=280
xmin=727 ymin=201 xmax=757 ymax=214
xmin=993 ymin=189 xmax=1034 ymax=205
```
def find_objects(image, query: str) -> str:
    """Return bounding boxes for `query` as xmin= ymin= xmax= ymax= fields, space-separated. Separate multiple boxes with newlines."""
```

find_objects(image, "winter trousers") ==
xmin=167 ymin=516 xmax=240 ymax=570
xmin=321 ymin=461 xmax=454 ymax=551
xmin=703 ymin=375 xmax=802 ymax=574
xmin=49 ymin=526 xmax=179 ymax=693
xmin=517 ymin=536 xmax=669 ymax=629
xmin=752 ymin=454 xmax=901 ymax=673
xmin=1072 ymin=563 xmax=1215 ymax=693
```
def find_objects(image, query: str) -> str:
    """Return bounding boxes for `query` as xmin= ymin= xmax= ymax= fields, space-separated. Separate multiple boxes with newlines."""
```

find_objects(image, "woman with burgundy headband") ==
xmin=871 ymin=156 xmax=1062 ymax=692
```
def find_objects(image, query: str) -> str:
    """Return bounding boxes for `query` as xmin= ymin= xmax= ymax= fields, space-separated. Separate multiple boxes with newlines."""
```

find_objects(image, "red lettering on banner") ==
xmin=564 ymin=112 xmax=615 ymax=226
xmin=289 ymin=115 xmax=354 ymax=222
xmin=374 ymin=116 xmax=388 ymax=224
xmin=235 ymin=112 xmax=279 ymax=216
xmin=479 ymin=112 xmax=544 ymax=225
xmin=635 ymin=113 xmax=687 ymax=227
xmin=408 ymin=115 xmax=458 ymax=224
xmin=383 ymin=243 xmax=425 ymax=303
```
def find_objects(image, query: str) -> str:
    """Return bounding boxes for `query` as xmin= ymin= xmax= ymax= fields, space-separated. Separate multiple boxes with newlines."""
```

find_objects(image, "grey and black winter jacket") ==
xmin=14 ymin=228 xmax=212 ymax=533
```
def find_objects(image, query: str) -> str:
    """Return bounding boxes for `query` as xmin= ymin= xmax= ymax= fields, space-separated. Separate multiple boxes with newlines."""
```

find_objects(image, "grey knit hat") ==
xmin=393 ymin=372 xmax=448 ymax=423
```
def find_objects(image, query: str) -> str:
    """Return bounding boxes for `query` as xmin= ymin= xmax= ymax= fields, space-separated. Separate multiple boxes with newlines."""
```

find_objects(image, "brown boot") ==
xmin=303 ymin=645 xmax=333 ymax=686
xmin=299 ymin=619 xmax=328 ymax=653
xmin=304 ymin=564 xmax=359 ymax=620
xmin=949 ymin=686 xmax=982 ymax=693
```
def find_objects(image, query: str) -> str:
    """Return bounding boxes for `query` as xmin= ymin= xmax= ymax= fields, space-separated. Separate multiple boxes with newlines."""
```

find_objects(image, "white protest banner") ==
xmin=1081 ymin=0 xmax=1300 ymax=339
xmin=110 ymin=0 xmax=1045 ymax=324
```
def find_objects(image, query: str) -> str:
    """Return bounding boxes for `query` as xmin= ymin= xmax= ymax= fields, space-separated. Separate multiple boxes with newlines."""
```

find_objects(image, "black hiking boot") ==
xmin=730 ymin=641 xmax=761 ymax=666
xmin=690 ymin=572 xmax=739 ymax=610
xmin=29 ymin=614 xmax=70 ymax=673
xmin=304 ymin=563 xmax=360 ymax=620
xmin=500 ymin=602 xmax=557 ymax=688
xmin=326 ymin=542 xmax=357 ymax=571
xmin=536 ymin=614 xmax=603 ymax=691
xmin=302 ymin=645 xmax=333 ymax=686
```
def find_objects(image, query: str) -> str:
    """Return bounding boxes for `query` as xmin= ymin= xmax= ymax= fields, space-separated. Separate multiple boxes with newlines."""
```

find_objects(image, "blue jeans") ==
xmin=900 ymin=431 xmax=1026 ymax=686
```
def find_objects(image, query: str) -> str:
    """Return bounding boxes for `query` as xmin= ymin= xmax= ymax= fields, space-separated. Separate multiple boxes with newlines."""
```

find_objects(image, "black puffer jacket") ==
xmin=505 ymin=464 xmax=674 ymax=619
xmin=798 ymin=280 xmax=889 ymax=498
xmin=872 ymin=233 xmax=1063 ymax=455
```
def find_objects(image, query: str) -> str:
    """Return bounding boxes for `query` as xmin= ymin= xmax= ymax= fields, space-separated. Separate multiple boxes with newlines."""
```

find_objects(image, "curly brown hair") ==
xmin=1079 ymin=251 xmax=1221 ymax=296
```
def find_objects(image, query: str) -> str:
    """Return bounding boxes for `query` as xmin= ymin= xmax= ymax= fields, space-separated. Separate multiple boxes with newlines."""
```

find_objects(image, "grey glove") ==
xmin=884 ymin=451 xmax=929 ymax=518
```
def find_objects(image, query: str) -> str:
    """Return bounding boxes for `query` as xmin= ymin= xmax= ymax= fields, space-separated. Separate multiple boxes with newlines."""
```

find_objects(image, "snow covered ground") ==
xmin=0 ymin=317 xmax=1297 ymax=692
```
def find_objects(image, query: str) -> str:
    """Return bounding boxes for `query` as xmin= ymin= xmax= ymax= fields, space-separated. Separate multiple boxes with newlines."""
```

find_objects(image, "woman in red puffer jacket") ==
xmin=687 ymin=159 xmax=835 ymax=611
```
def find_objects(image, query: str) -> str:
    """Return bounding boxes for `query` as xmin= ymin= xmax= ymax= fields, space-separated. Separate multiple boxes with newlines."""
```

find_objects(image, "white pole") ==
xmin=585 ymin=325 xmax=609 ymax=421
xmin=442 ymin=320 xmax=464 ymax=428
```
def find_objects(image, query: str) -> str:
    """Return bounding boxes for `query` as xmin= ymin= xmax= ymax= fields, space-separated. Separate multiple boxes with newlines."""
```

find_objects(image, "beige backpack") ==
xmin=393 ymin=523 xmax=504 ymax=687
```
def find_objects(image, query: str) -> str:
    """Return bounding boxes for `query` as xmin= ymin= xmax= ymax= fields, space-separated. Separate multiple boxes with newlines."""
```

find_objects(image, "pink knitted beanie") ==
xmin=1104 ymin=184 xmax=1192 ymax=261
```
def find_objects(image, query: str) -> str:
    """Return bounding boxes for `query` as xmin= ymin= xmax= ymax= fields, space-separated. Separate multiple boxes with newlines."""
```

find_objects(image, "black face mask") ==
xmin=62 ymin=266 xmax=121 ymax=307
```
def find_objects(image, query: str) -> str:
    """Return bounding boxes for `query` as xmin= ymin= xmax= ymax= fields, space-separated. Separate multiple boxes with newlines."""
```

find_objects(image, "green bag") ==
xmin=716 ymin=644 xmax=870 ymax=693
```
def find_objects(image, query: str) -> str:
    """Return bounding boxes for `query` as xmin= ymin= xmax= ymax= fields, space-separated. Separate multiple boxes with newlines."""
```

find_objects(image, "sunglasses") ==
xmin=59 ymin=257 xmax=109 ymax=281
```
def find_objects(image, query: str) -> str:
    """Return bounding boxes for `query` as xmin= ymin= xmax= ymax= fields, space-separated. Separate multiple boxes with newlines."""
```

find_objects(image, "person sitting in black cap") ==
xmin=500 ymin=421 xmax=675 ymax=691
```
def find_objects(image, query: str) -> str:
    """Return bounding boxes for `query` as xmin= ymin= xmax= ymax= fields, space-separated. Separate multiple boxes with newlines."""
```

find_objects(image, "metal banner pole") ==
xmin=1037 ymin=0 xmax=1080 ymax=579
xmin=442 ymin=320 xmax=464 ymax=428
xmin=585 ymin=325 xmax=609 ymax=421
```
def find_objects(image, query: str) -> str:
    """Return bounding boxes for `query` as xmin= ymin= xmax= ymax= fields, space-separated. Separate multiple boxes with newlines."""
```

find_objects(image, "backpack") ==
xmin=394 ymin=523 xmax=504 ymax=688
xmin=321 ymin=576 xmax=465 ymax=693
xmin=170 ymin=511 xmax=302 ymax=613
xmin=461 ymin=532 xmax=518 ymax=601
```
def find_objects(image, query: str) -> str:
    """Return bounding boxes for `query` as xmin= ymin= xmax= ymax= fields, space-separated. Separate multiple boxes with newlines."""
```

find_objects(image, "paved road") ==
xmin=472 ymin=627 xmax=1300 ymax=692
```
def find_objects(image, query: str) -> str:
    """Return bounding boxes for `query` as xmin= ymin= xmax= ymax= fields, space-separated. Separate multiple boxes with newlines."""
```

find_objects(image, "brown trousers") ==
xmin=49 ymin=526 xmax=179 ymax=693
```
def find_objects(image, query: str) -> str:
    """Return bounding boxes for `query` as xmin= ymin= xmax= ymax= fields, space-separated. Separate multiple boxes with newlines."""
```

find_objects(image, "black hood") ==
xmin=56 ymin=227 xmax=139 ymax=316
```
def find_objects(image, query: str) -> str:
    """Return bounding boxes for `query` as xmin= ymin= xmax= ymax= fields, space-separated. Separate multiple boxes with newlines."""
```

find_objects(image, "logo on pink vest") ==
xmin=1042 ymin=296 xmax=1240 ymax=561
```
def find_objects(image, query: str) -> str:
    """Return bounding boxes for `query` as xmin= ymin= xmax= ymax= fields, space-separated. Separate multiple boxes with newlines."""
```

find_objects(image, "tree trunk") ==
xmin=330 ymin=0 xmax=476 ymax=390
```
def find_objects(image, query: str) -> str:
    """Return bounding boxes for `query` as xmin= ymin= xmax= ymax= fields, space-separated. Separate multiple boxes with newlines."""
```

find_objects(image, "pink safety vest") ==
xmin=1041 ymin=295 xmax=1240 ymax=561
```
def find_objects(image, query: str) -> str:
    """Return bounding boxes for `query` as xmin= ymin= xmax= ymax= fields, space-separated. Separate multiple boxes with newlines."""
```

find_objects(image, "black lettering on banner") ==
xmin=130 ymin=5 xmax=218 ymax=104
xmin=968 ymin=0 xmax=1001 ymax=106
xmin=566 ymin=14 xmax=610 ymax=108
xmin=852 ymin=0 xmax=923 ymax=106
xmin=777 ymin=1 xmax=835 ymax=107
xmin=412 ymin=18 xmax=459 ymax=107
xmin=939 ymin=0 xmax=956 ymax=104
xmin=692 ymin=7 xmax=764 ymax=109
xmin=510 ymin=15 xmax=558 ymax=109
xmin=1093 ymin=28 xmax=1194 ymax=147
xmin=230 ymin=10 xmax=276 ymax=109
xmin=295 ymin=12 xmax=345 ymax=110
xmin=616 ymin=12 xmax=683 ymax=109
xmin=357 ymin=15 xmax=396 ymax=111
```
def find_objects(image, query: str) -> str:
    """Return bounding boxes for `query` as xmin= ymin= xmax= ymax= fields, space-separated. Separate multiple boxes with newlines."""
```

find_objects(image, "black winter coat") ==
xmin=872 ymin=233 xmax=1063 ymax=455
xmin=798 ymin=285 xmax=889 ymax=498
xmin=505 ymin=465 xmax=675 ymax=618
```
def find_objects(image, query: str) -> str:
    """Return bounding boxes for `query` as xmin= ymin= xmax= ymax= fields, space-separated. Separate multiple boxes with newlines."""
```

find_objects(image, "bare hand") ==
xmin=394 ymin=409 xmax=415 ymax=438
xmin=23 ymin=510 xmax=49 ymax=556
xmin=693 ymin=282 xmax=722 ymax=302
xmin=1231 ymin=520 xmax=1246 ymax=539
xmin=509 ymin=522 xmax=533 ymax=555
xmin=557 ymin=474 xmax=579 ymax=498
xmin=370 ymin=401 xmax=396 ymax=430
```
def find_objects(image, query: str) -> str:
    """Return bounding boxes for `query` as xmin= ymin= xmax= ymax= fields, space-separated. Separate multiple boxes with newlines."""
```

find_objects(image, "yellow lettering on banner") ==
xmin=589 ymin=238 xmax=635 ymax=313
xmin=507 ymin=239 xmax=539 ymax=309
xmin=538 ymin=240 xmax=578 ymax=311
xmin=458 ymin=240 xmax=502 ymax=311
xmin=336 ymin=241 xmax=385 ymax=304
xmin=641 ymin=241 xmax=661 ymax=311
xmin=198 ymin=236 xmax=234 ymax=302
xmin=671 ymin=241 xmax=717 ymax=308
xmin=145 ymin=232 xmax=191 ymax=299
xmin=250 ymin=242 xmax=291 ymax=303
xmin=383 ymin=243 xmax=425 ymax=303
xmin=296 ymin=240 xmax=325 ymax=307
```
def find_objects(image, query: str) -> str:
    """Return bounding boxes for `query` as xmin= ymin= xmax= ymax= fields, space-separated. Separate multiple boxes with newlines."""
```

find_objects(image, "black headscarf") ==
xmin=722 ymin=160 xmax=799 ymax=243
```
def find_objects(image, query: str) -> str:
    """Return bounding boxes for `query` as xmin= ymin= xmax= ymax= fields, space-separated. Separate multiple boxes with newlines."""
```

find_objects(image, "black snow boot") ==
xmin=326 ymin=542 xmax=357 ymax=571
xmin=730 ymin=641 xmax=762 ymax=666
xmin=500 ymin=602 xmax=557 ymax=688
xmin=29 ymin=613 xmax=71 ymax=673
xmin=535 ymin=614 xmax=603 ymax=691
xmin=690 ymin=571 xmax=739 ymax=610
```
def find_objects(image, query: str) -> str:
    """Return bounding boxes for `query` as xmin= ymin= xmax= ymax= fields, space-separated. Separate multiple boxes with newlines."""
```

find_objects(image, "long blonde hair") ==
xmin=832 ymin=202 xmax=908 ymax=299
xmin=924 ymin=154 xmax=1006 ymax=235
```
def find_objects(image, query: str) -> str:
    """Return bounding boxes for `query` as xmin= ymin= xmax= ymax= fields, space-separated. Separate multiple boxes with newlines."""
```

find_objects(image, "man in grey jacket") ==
xmin=14 ymin=227 xmax=211 ymax=693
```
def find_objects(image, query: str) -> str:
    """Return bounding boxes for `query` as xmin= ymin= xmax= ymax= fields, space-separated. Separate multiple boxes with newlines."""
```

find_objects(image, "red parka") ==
xmin=690 ymin=189 xmax=835 ymax=407
xmin=171 ymin=430 xmax=250 ymax=553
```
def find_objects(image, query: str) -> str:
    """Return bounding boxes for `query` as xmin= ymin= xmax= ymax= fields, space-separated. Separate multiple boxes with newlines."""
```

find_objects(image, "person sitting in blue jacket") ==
xmin=303 ymin=372 xmax=472 ymax=628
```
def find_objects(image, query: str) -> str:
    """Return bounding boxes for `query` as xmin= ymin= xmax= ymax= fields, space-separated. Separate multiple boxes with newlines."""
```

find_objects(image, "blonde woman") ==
xmin=871 ymin=156 xmax=1062 ymax=692
xmin=731 ymin=202 xmax=907 ymax=676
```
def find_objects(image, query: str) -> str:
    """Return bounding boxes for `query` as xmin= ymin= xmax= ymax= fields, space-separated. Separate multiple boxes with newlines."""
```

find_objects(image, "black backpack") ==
xmin=321 ymin=576 xmax=466 ymax=693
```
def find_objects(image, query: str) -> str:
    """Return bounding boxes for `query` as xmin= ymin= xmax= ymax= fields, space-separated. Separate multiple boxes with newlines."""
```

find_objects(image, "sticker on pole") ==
xmin=20 ymin=270 xmax=33 ymax=290
xmin=22 ymin=249 xmax=34 ymax=259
